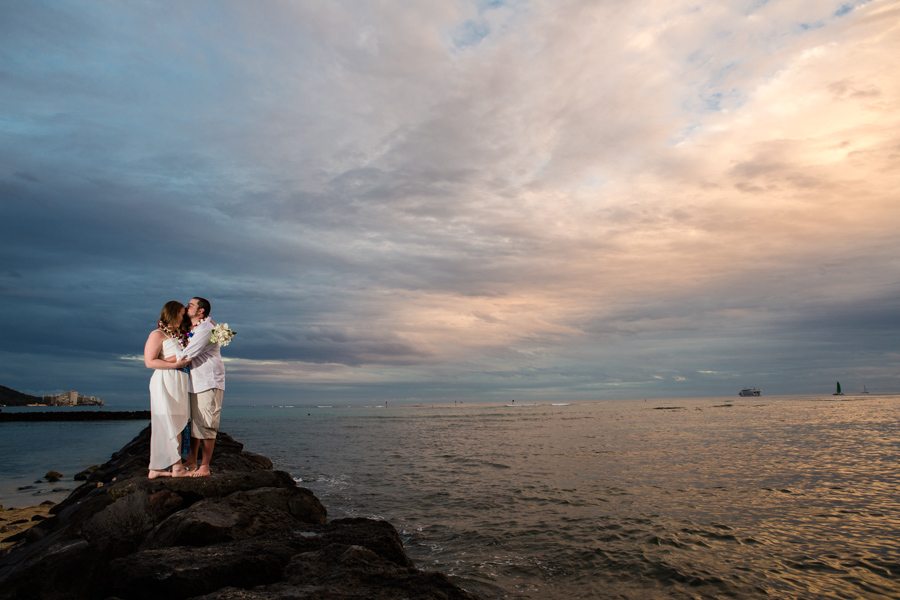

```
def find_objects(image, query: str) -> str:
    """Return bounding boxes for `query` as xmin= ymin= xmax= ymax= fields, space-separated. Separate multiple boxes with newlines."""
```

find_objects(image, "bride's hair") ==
xmin=158 ymin=300 xmax=185 ymax=330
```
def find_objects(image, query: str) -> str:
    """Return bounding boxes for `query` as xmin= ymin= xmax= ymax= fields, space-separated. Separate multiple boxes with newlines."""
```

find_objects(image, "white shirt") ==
xmin=177 ymin=318 xmax=225 ymax=393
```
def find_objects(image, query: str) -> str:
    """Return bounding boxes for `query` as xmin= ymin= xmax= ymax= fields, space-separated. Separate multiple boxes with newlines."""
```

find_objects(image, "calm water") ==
xmin=2 ymin=395 xmax=898 ymax=598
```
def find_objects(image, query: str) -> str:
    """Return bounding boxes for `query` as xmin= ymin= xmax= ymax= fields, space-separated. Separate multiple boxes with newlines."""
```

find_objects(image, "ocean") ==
xmin=1 ymin=395 xmax=897 ymax=599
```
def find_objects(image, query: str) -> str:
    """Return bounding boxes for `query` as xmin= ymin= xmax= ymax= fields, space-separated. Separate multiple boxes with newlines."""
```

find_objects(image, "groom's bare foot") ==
xmin=191 ymin=465 xmax=211 ymax=477
xmin=148 ymin=469 xmax=172 ymax=480
xmin=183 ymin=460 xmax=198 ymax=472
xmin=171 ymin=464 xmax=189 ymax=478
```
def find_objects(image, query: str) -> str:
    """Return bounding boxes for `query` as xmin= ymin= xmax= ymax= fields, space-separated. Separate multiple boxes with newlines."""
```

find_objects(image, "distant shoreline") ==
xmin=0 ymin=410 xmax=150 ymax=422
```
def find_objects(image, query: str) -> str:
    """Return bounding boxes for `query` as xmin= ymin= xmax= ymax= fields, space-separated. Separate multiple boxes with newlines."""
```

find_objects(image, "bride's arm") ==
xmin=176 ymin=322 xmax=214 ymax=361
xmin=144 ymin=331 xmax=190 ymax=369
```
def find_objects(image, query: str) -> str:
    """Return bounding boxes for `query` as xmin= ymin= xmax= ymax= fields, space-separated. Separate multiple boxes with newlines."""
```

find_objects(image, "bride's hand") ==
xmin=174 ymin=358 xmax=190 ymax=369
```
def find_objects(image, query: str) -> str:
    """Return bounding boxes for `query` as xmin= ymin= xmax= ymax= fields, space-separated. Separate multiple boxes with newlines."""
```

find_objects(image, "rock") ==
xmin=0 ymin=426 xmax=479 ymax=600
xmin=73 ymin=465 xmax=99 ymax=481
xmin=105 ymin=539 xmax=295 ymax=599
xmin=43 ymin=471 xmax=63 ymax=483
xmin=143 ymin=486 xmax=326 ymax=549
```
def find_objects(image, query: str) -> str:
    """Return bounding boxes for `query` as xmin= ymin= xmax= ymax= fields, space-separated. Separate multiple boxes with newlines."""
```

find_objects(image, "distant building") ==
xmin=41 ymin=390 xmax=104 ymax=406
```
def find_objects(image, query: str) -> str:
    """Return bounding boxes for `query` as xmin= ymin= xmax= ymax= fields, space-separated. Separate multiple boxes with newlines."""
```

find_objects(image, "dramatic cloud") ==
xmin=2 ymin=0 xmax=898 ymax=404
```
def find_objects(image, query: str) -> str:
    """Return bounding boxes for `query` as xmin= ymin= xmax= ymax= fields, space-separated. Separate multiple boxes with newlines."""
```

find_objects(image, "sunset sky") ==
xmin=2 ymin=0 xmax=898 ymax=405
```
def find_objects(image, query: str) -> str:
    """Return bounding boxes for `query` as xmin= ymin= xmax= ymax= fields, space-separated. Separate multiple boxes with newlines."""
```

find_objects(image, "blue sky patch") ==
xmin=453 ymin=19 xmax=491 ymax=48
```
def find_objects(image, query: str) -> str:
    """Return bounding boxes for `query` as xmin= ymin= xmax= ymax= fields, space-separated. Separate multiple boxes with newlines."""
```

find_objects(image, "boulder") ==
xmin=43 ymin=471 xmax=63 ymax=483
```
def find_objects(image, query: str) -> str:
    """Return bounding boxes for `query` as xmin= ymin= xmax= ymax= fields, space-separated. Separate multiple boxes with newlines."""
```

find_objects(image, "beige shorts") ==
xmin=190 ymin=388 xmax=223 ymax=439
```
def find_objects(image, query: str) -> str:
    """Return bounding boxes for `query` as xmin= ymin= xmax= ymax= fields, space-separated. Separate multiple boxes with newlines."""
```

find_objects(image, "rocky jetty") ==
xmin=0 ymin=410 xmax=151 ymax=422
xmin=0 ymin=428 xmax=479 ymax=600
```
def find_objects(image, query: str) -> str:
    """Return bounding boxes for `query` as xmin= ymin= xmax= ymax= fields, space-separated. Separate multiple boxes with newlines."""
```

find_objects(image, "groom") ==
xmin=177 ymin=296 xmax=225 ymax=477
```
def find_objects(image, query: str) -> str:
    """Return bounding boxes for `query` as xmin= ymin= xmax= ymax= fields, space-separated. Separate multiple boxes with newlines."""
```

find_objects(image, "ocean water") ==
xmin=1 ymin=395 xmax=898 ymax=599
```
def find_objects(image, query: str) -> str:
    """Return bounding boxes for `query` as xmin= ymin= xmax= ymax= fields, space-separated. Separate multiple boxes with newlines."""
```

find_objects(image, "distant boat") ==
xmin=833 ymin=381 xmax=844 ymax=396
xmin=739 ymin=388 xmax=761 ymax=397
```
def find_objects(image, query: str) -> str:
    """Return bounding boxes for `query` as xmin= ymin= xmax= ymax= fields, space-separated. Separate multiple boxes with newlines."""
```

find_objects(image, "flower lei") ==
xmin=186 ymin=316 xmax=210 ymax=342
xmin=158 ymin=320 xmax=190 ymax=349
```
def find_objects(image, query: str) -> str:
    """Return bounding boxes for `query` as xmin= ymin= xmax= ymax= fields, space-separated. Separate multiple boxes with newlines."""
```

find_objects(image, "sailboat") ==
xmin=833 ymin=381 xmax=844 ymax=396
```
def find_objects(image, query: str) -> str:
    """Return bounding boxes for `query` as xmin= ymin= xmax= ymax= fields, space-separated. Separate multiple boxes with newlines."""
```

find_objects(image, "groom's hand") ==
xmin=174 ymin=358 xmax=191 ymax=369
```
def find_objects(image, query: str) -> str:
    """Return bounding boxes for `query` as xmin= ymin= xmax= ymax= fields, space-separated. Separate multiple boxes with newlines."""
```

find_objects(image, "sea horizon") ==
xmin=3 ymin=390 xmax=894 ymax=411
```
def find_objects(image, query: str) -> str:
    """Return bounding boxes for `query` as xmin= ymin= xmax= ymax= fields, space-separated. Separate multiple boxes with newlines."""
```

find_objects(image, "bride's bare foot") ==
xmin=148 ymin=469 xmax=172 ymax=480
xmin=183 ymin=460 xmax=197 ymax=472
xmin=191 ymin=465 xmax=211 ymax=478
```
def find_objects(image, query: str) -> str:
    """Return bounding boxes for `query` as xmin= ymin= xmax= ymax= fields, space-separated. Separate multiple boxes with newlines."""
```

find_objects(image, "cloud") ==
xmin=1 ymin=0 xmax=898 ymax=403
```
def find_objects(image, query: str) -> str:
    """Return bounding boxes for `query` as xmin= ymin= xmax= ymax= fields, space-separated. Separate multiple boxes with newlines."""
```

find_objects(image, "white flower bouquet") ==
xmin=210 ymin=323 xmax=236 ymax=346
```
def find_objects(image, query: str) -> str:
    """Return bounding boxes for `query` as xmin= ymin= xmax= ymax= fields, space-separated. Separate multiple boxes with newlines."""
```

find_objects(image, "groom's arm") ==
xmin=177 ymin=324 xmax=215 ymax=361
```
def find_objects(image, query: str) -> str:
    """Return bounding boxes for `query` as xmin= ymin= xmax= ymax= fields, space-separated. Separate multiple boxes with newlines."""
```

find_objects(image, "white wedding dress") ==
xmin=149 ymin=337 xmax=191 ymax=470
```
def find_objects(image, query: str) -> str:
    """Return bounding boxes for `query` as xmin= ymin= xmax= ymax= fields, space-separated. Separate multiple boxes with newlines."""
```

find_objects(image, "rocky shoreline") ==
xmin=0 ymin=427 xmax=479 ymax=599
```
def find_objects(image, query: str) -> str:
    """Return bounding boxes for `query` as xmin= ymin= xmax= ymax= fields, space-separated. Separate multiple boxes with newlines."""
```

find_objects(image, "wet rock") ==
xmin=43 ymin=471 xmax=63 ymax=483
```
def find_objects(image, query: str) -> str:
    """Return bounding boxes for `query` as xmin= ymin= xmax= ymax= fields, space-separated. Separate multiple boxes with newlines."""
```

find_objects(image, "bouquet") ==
xmin=210 ymin=322 xmax=237 ymax=347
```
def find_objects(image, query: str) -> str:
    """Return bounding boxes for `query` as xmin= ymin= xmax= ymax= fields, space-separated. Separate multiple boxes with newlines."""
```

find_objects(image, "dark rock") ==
xmin=105 ymin=539 xmax=295 ymax=599
xmin=44 ymin=471 xmax=63 ymax=483
xmin=0 ymin=426 xmax=479 ymax=600
xmin=310 ymin=518 xmax=412 ymax=567
xmin=16 ymin=486 xmax=34 ymax=491
xmin=143 ymin=486 xmax=326 ymax=549
xmin=73 ymin=465 xmax=99 ymax=481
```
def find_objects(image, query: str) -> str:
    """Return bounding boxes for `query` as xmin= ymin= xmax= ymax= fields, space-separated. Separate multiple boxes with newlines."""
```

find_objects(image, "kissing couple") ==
xmin=143 ymin=297 xmax=228 ymax=479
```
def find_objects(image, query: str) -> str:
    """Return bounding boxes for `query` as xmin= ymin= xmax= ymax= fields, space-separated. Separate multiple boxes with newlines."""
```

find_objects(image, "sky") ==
xmin=2 ymin=0 xmax=899 ymax=406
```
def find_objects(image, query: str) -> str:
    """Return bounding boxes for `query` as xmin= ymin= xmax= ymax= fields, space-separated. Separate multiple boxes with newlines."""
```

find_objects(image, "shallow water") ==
xmin=0 ymin=419 xmax=146 ymax=504
xmin=2 ymin=395 xmax=898 ymax=598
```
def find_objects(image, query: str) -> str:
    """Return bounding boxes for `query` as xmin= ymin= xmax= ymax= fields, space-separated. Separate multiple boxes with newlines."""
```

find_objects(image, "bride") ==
xmin=143 ymin=300 xmax=192 ymax=479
